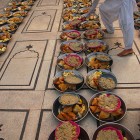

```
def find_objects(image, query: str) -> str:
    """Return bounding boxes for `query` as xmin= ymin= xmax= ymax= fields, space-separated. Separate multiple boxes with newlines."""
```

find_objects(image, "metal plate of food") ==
xmin=62 ymin=19 xmax=82 ymax=30
xmin=83 ymin=29 xmax=104 ymax=40
xmin=60 ymin=30 xmax=81 ymax=41
xmin=92 ymin=123 xmax=135 ymax=140
xmin=77 ymin=20 xmax=101 ymax=31
xmin=62 ymin=13 xmax=82 ymax=22
xmin=78 ymin=2 xmax=92 ymax=8
xmin=85 ymin=52 xmax=113 ymax=70
xmin=78 ymin=7 xmax=90 ymax=14
xmin=85 ymin=13 xmax=100 ymax=21
xmin=57 ymin=53 xmax=84 ymax=70
xmin=60 ymin=40 xmax=84 ymax=54
xmin=0 ymin=12 xmax=13 ymax=18
xmin=89 ymin=92 xmax=126 ymax=123
xmin=134 ymin=11 xmax=140 ymax=19
xmin=58 ymin=92 xmax=80 ymax=106
xmin=53 ymin=70 xmax=84 ymax=92
xmin=84 ymin=40 xmax=109 ymax=54
xmin=0 ymin=24 xmax=18 ymax=33
xmin=0 ymin=43 xmax=7 ymax=55
xmin=134 ymin=18 xmax=140 ymax=28
xmin=4 ymin=6 xmax=17 ymax=12
xmin=18 ymin=5 xmax=31 ymax=11
xmin=13 ymin=10 xmax=28 ymax=17
xmin=0 ymin=17 xmax=7 ymax=25
xmin=63 ymin=2 xmax=78 ymax=8
xmin=63 ymin=0 xmax=76 ymax=3
xmin=63 ymin=7 xmax=78 ymax=15
xmin=0 ymin=32 xmax=12 ymax=43
xmin=86 ymin=69 xmax=117 ymax=92
xmin=49 ymin=126 xmax=90 ymax=140
xmin=8 ymin=1 xmax=21 ymax=6
xmin=7 ymin=17 xmax=23 ymax=24
xmin=6 ymin=6 xmax=18 ymax=12
xmin=53 ymin=94 xmax=88 ymax=122
xmin=21 ymin=1 xmax=34 ymax=6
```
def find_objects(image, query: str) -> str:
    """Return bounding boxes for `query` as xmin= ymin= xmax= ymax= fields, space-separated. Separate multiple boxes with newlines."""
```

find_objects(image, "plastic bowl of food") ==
xmin=55 ymin=121 xmax=80 ymax=140
xmin=98 ymin=73 xmax=117 ymax=90
xmin=92 ymin=123 xmax=135 ymax=140
xmin=58 ymin=92 xmax=80 ymax=106
xmin=57 ymin=53 xmax=84 ymax=70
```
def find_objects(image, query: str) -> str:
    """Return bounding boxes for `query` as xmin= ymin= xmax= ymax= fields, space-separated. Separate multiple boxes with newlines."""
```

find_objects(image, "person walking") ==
xmin=83 ymin=0 xmax=138 ymax=56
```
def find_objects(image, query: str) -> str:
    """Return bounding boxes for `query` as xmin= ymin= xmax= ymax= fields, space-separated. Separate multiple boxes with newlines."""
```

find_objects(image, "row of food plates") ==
xmin=0 ymin=0 xmax=36 ymax=55
xmin=49 ymin=0 xmax=134 ymax=140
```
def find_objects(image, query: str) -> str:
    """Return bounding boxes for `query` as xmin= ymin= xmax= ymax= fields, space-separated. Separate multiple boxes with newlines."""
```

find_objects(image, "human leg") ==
xmin=99 ymin=0 xmax=122 ymax=34
xmin=99 ymin=5 xmax=114 ymax=34
xmin=118 ymin=0 xmax=134 ymax=56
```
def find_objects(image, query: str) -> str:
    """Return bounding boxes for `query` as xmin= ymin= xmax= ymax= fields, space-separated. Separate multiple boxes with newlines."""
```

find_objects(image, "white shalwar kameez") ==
xmin=99 ymin=0 xmax=138 ymax=49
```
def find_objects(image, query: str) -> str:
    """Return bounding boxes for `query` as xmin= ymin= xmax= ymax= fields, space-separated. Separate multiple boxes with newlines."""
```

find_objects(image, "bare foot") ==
xmin=117 ymin=49 xmax=134 ymax=57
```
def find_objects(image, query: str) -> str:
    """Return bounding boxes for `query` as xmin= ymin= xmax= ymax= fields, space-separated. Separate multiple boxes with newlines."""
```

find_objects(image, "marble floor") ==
xmin=0 ymin=0 xmax=140 ymax=140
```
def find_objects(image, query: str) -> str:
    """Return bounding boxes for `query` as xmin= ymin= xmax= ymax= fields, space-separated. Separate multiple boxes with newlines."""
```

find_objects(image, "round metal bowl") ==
xmin=86 ymin=69 xmax=117 ymax=92
xmin=0 ymin=43 xmax=7 ymax=55
xmin=98 ymin=73 xmax=117 ymax=90
xmin=52 ymin=94 xmax=88 ymax=122
xmin=134 ymin=18 xmax=140 ymax=28
xmin=0 ymin=17 xmax=7 ymax=25
xmin=77 ymin=20 xmax=101 ymax=31
xmin=134 ymin=11 xmax=140 ymax=19
xmin=49 ymin=126 xmax=90 ymax=140
xmin=83 ymin=29 xmax=104 ymax=40
xmin=58 ymin=92 xmax=80 ymax=106
xmin=0 ymin=32 xmax=12 ymax=43
xmin=62 ymin=13 xmax=82 ymax=22
xmin=0 ymin=12 xmax=13 ymax=18
xmin=0 ymin=23 xmax=18 ymax=33
xmin=85 ymin=52 xmax=113 ymax=70
xmin=92 ymin=123 xmax=135 ymax=140
xmin=57 ymin=53 xmax=84 ymax=70
xmin=21 ymin=1 xmax=34 ymax=6
xmin=60 ymin=40 xmax=84 ymax=54
xmin=62 ymin=21 xmax=76 ymax=31
xmin=18 ymin=5 xmax=31 ymax=11
xmin=89 ymin=91 xmax=127 ymax=123
xmin=13 ymin=10 xmax=28 ymax=17
xmin=7 ymin=16 xmax=23 ymax=24
xmin=63 ymin=7 xmax=78 ymax=15
xmin=8 ymin=1 xmax=21 ymax=6
xmin=84 ymin=40 xmax=109 ymax=55
xmin=53 ymin=70 xmax=84 ymax=93
xmin=63 ymin=2 xmax=78 ymax=9
xmin=85 ymin=13 xmax=99 ymax=21
xmin=78 ymin=7 xmax=90 ymax=14
xmin=60 ymin=30 xmax=81 ymax=41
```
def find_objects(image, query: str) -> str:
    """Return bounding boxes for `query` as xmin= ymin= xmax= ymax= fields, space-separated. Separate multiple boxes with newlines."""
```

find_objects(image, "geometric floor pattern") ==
xmin=0 ymin=0 xmax=140 ymax=139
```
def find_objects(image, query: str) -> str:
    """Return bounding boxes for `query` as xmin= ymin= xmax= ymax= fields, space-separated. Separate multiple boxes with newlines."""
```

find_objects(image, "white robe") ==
xmin=99 ymin=0 xmax=137 ymax=49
